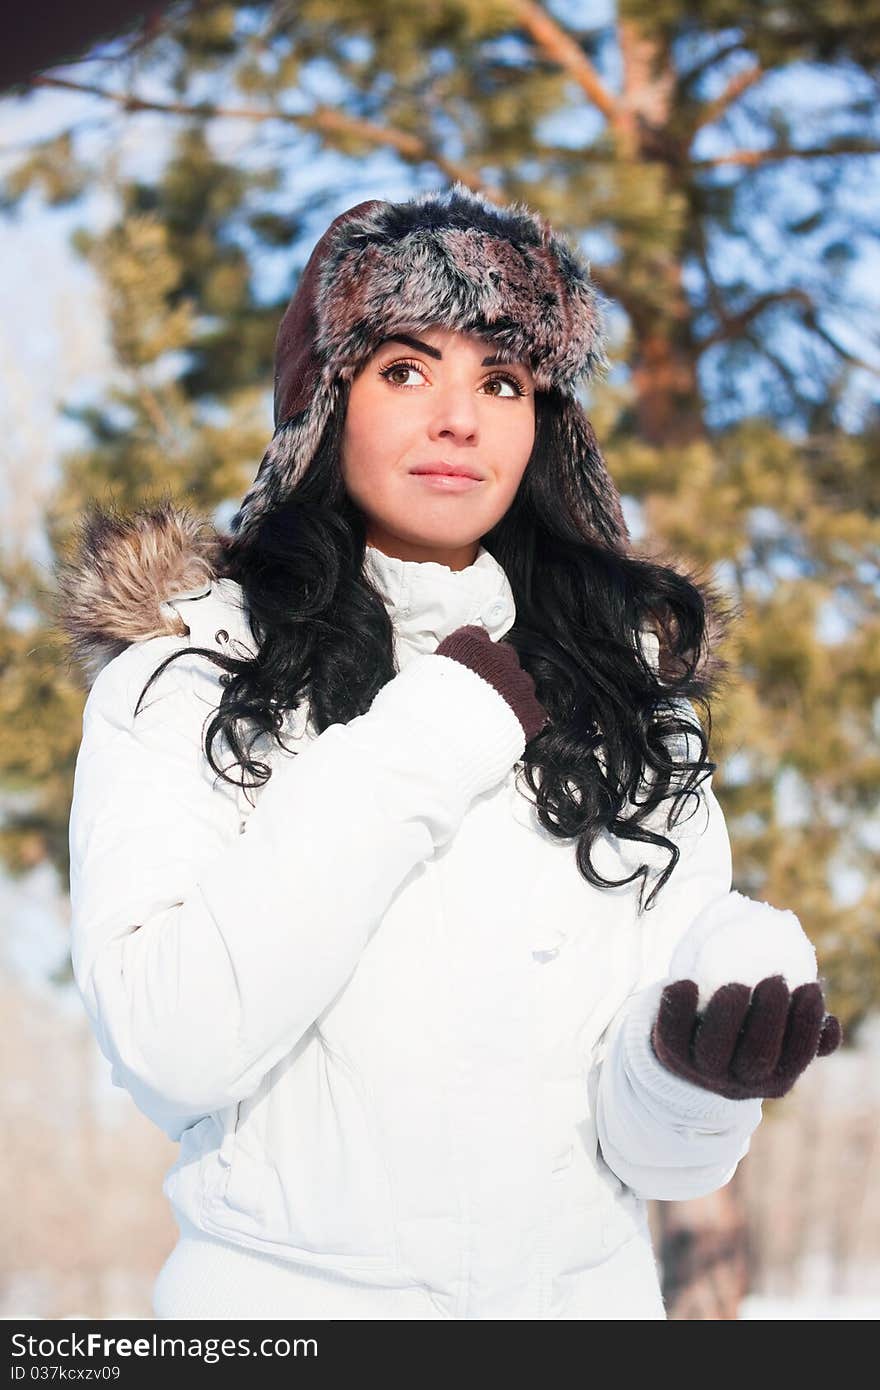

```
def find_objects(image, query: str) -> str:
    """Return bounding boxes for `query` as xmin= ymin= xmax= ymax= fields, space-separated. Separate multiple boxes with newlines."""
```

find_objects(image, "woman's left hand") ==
xmin=650 ymin=975 xmax=842 ymax=1100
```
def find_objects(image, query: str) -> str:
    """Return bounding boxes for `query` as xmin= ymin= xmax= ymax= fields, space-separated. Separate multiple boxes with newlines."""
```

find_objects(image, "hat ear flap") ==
xmin=553 ymin=399 xmax=630 ymax=551
xmin=229 ymin=380 xmax=345 ymax=544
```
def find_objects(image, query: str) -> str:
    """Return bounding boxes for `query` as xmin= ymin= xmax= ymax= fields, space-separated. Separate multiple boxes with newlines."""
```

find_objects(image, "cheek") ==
xmin=341 ymin=384 xmax=388 ymax=488
xmin=347 ymin=371 xmax=402 ymax=428
xmin=343 ymin=435 xmax=394 ymax=499
xmin=499 ymin=410 xmax=536 ymax=489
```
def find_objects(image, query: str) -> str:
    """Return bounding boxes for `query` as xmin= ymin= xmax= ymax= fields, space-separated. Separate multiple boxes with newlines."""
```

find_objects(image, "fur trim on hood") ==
xmin=53 ymin=498 xmax=228 ymax=689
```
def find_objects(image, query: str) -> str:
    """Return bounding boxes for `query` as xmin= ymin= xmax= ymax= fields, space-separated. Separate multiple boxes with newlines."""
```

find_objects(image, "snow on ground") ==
xmin=740 ymin=1294 xmax=879 ymax=1319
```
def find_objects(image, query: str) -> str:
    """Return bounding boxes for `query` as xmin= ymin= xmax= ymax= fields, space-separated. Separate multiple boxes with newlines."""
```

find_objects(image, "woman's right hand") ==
xmin=435 ymin=624 xmax=549 ymax=744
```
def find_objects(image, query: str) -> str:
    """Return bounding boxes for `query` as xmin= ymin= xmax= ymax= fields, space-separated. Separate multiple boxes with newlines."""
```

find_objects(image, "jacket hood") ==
xmin=53 ymin=499 xmax=230 ymax=689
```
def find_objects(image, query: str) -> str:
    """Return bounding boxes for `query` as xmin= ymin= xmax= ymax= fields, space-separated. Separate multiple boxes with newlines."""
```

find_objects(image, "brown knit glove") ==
xmin=650 ymin=976 xmax=842 ymax=1101
xmin=435 ymin=624 xmax=549 ymax=744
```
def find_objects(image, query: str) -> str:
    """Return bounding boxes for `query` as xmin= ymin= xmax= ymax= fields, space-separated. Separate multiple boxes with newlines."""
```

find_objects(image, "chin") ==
xmin=375 ymin=511 xmax=482 ymax=548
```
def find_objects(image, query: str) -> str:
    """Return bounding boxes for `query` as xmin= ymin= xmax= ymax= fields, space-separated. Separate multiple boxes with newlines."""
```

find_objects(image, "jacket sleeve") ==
xmin=69 ymin=636 xmax=524 ymax=1138
xmin=594 ymin=703 xmax=764 ymax=1201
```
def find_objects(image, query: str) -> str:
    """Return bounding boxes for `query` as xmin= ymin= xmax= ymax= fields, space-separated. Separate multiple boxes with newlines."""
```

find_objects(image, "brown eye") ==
xmin=378 ymin=359 xmax=528 ymax=397
xmin=484 ymin=374 xmax=526 ymax=398
xmin=379 ymin=359 xmax=425 ymax=387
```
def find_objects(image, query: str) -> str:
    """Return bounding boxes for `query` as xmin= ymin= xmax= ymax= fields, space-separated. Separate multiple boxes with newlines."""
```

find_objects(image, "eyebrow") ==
xmin=377 ymin=333 xmax=529 ymax=369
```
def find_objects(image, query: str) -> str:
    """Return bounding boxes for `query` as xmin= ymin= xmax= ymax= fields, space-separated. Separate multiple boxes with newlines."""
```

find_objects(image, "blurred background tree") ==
xmin=0 ymin=0 xmax=878 ymax=1318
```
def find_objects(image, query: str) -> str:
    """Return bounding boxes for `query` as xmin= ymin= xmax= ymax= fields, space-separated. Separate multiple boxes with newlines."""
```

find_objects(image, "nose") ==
xmin=426 ymin=381 xmax=480 ymax=444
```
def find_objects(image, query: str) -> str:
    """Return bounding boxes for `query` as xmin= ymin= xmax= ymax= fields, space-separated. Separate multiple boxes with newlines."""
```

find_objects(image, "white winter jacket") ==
xmin=67 ymin=538 xmax=764 ymax=1320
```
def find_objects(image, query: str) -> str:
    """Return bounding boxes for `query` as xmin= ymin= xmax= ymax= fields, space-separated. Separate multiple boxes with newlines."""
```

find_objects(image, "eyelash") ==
xmin=378 ymin=357 xmax=528 ymax=398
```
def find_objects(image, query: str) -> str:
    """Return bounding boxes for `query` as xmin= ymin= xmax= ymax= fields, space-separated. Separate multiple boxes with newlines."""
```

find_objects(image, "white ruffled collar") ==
xmin=362 ymin=541 xmax=516 ymax=668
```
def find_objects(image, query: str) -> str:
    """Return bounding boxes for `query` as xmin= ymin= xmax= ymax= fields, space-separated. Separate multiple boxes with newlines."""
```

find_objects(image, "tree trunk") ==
xmin=619 ymin=42 xmax=753 ymax=1305
xmin=630 ymin=329 xmax=705 ymax=447
xmin=652 ymin=1174 xmax=750 ymax=1318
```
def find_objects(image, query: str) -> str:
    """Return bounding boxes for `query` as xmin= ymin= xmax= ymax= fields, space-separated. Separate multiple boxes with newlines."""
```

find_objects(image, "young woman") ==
xmin=58 ymin=183 xmax=840 ymax=1321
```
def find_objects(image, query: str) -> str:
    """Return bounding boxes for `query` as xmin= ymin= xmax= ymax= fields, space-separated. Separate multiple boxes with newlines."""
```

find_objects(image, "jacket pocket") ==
xmin=548 ymin=1086 xmax=643 ymax=1276
xmin=206 ymin=1030 xmax=397 ymax=1267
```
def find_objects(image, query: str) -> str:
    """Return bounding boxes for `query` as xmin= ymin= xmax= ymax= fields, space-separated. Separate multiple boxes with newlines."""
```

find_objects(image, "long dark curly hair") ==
xmin=137 ymin=382 xmax=737 ymax=913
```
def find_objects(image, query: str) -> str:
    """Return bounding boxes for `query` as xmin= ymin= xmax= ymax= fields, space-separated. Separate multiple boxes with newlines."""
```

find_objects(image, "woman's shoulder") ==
xmin=85 ymin=578 xmax=256 ymax=726
xmin=635 ymin=626 xmax=660 ymax=672
xmin=162 ymin=576 xmax=257 ymax=663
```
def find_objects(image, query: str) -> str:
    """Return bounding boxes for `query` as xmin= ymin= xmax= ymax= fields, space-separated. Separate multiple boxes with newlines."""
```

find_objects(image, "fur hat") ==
xmin=229 ymin=181 xmax=629 ymax=551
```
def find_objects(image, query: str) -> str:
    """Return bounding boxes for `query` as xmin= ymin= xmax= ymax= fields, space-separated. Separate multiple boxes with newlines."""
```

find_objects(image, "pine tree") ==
xmin=1 ymin=0 xmax=877 ymax=1318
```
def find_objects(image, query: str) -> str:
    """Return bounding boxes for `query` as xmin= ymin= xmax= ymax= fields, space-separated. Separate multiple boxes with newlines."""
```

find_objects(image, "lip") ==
xmin=410 ymin=461 xmax=485 ymax=481
xmin=409 ymin=461 xmax=485 ymax=492
xmin=410 ymin=473 xmax=483 ymax=492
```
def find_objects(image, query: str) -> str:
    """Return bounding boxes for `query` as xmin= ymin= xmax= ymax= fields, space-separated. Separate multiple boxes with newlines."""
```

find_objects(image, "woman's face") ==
xmin=340 ymin=324 xmax=536 ymax=570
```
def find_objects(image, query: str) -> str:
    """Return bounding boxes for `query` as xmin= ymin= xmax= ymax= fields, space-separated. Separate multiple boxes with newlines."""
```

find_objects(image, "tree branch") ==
xmin=744 ymin=327 xmax=808 ymax=408
xmin=678 ymin=37 xmax=749 ymax=90
xmin=693 ymin=64 xmax=763 ymax=130
xmin=112 ymin=6 xmax=168 ymax=62
xmin=693 ymin=140 xmax=880 ymax=169
xmin=732 ymin=300 xmax=880 ymax=383
xmin=509 ymin=0 xmax=618 ymax=120
xmin=618 ymin=18 xmax=675 ymax=132
xmin=699 ymin=289 xmax=813 ymax=349
xmin=692 ymin=221 xmax=727 ymax=327
xmin=800 ymin=310 xmax=880 ymax=377
xmin=30 ymin=74 xmax=502 ymax=199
